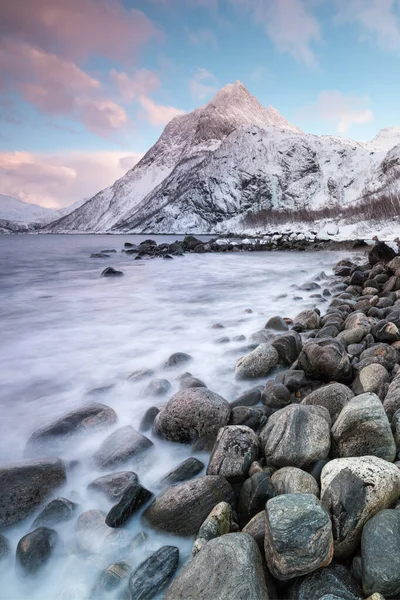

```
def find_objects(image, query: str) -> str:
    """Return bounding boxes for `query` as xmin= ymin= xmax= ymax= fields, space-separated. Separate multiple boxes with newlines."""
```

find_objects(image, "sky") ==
xmin=1 ymin=0 xmax=400 ymax=209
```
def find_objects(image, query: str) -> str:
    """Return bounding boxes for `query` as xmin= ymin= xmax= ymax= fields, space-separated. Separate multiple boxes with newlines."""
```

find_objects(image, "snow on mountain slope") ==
xmin=0 ymin=194 xmax=53 ymax=224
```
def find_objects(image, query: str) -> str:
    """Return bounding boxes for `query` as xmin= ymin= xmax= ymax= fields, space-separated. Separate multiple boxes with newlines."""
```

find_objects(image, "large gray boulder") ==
xmin=297 ymin=338 xmax=352 ymax=382
xmin=143 ymin=476 xmax=234 ymax=536
xmin=25 ymin=402 xmax=117 ymax=455
xmin=288 ymin=564 xmax=363 ymax=600
xmin=352 ymin=364 xmax=390 ymax=397
xmin=164 ymin=533 xmax=271 ymax=600
xmin=0 ymin=457 xmax=66 ymax=526
xmin=271 ymin=466 xmax=320 ymax=497
xmin=153 ymin=388 xmax=230 ymax=444
xmin=235 ymin=344 xmax=279 ymax=380
xmin=361 ymin=509 xmax=400 ymax=598
xmin=93 ymin=426 xmax=153 ymax=468
xmin=292 ymin=309 xmax=320 ymax=331
xmin=128 ymin=546 xmax=179 ymax=600
xmin=264 ymin=493 xmax=333 ymax=581
xmin=331 ymin=393 xmax=396 ymax=461
xmin=88 ymin=471 xmax=138 ymax=501
xmin=271 ymin=331 xmax=302 ymax=365
xmin=259 ymin=404 xmax=331 ymax=468
xmin=207 ymin=425 xmax=259 ymax=482
xmin=320 ymin=456 xmax=400 ymax=559
xmin=301 ymin=382 xmax=354 ymax=423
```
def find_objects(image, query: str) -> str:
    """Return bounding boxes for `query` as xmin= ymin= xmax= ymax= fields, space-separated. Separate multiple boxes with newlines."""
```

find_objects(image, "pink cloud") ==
xmin=110 ymin=69 xmax=161 ymax=101
xmin=77 ymin=99 xmax=129 ymax=136
xmin=189 ymin=67 xmax=218 ymax=100
xmin=138 ymin=96 xmax=185 ymax=126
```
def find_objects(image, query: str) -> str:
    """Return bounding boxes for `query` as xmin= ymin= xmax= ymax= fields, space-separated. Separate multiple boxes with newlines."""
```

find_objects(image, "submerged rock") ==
xmin=92 ymin=560 xmax=131 ymax=596
xmin=105 ymin=481 xmax=153 ymax=528
xmin=32 ymin=497 xmax=78 ymax=528
xmin=161 ymin=457 xmax=204 ymax=484
xmin=144 ymin=378 xmax=171 ymax=396
xmin=75 ymin=510 xmax=113 ymax=554
xmin=101 ymin=267 xmax=123 ymax=277
xmin=235 ymin=344 xmax=279 ymax=379
xmin=93 ymin=426 xmax=153 ymax=468
xmin=139 ymin=406 xmax=159 ymax=432
xmin=128 ymin=546 xmax=179 ymax=600
xmin=16 ymin=527 xmax=58 ymax=574
xmin=164 ymin=352 xmax=192 ymax=369
xmin=88 ymin=471 xmax=138 ymax=501
xmin=271 ymin=331 xmax=302 ymax=366
xmin=0 ymin=534 xmax=9 ymax=561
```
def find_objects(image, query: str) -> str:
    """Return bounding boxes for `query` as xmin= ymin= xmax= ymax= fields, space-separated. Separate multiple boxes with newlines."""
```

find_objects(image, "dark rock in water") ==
xmin=192 ymin=501 xmax=232 ymax=555
xmin=384 ymin=370 xmax=400 ymax=419
xmin=259 ymin=404 xmax=331 ymax=468
xmin=292 ymin=309 xmax=320 ymax=331
xmin=247 ymin=329 xmax=276 ymax=347
xmin=25 ymin=402 xmax=117 ymax=455
xmin=88 ymin=471 xmax=138 ymax=501
xmin=101 ymin=249 xmax=117 ymax=253
xmin=143 ymin=475 xmax=234 ymax=536
xmin=265 ymin=316 xmax=289 ymax=331
xmin=0 ymin=534 xmax=9 ymax=561
xmin=182 ymin=235 xmax=202 ymax=251
xmin=235 ymin=344 xmax=279 ymax=379
xmin=349 ymin=271 xmax=365 ymax=286
xmin=301 ymin=382 xmax=354 ymax=423
xmin=262 ymin=381 xmax=291 ymax=409
xmin=242 ymin=511 xmax=265 ymax=552
xmin=297 ymin=338 xmax=352 ymax=382
xmin=32 ymin=497 xmax=78 ymax=528
xmin=16 ymin=527 xmax=58 ymax=574
xmin=264 ymin=493 xmax=333 ymax=581
xmin=105 ymin=481 xmax=153 ymax=527
xmin=128 ymin=369 xmax=154 ymax=382
xmin=101 ymin=267 xmax=124 ymax=277
xmin=163 ymin=254 xmax=173 ymax=259
xmin=93 ymin=426 xmax=153 ymax=468
xmin=164 ymin=533 xmax=271 ymax=600
xmin=229 ymin=406 xmax=267 ymax=431
xmin=144 ymin=378 xmax=171 ymax=396
xmin=207 ymin=425 xmax=259 ymax=482
xmin=128 ymin=546 xmax=179 ymax=600
xmin=361 ymin=509 xmax=400 ymax=597
xmin=299 ymin=281 xmax=321 ymax=291
xmin=161 ymin=457 xmax=204 ymax=484
xmin=372 ymin=320 xmax=400 ymax=343
xmin=271 ymin=331 xmax=302 ymax=366
xmin=230 ymin=386 xmax=263 ymax=408
xmin=153 ymin=387 xmax=230 ymax=444
xmin=179 ymin=376 xmax=206 ymax=390
xmin=125 ymin=247 xmax=139 ymax=254
xmin=164 ymin=352 xmax=192 ymax=369
xmin=320 ymin=456 xmax=400 ymax=559
xmin=139 ymin=406 xmax=160 ymax=432
xmin=275 ymin=369 xmax=306 ymax=392
xmin=92 ymin=560 xmax=131 ymax=596
xmin=0 ymin=457 xmax=66 ymax=526
xmin=124 ymin=242 xmax=134 ymax=247
xmin=288 ymin=564 xmax=362 ymax=600
xmin=368 ymin=241 xmax=396 ymax=266
xmin=168 ymin=242 xmax=183 ymax=255
xmin=214 ymin=335 xmax=230 ymax=344
xmin=86 ymin=384 xmax=115 ymax=397
xmin=271 ymin=466 xmax=319 ymax=497
xmin=91 ymin=252 xmax=110 ymax=258
xmin=238 ymin=472 xmax=275 ymax=527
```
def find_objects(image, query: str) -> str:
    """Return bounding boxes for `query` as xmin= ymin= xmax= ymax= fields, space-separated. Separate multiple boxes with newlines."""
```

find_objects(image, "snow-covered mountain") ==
xmin=0 ymin=194 xmax=53 ymax=224
xmin=45 ymin=82 xmax=400 ymax=234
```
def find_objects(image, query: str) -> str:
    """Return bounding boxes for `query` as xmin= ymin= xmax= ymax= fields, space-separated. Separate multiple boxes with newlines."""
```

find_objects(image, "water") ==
xmin=0 ymin=234 xmax=353 ymax=599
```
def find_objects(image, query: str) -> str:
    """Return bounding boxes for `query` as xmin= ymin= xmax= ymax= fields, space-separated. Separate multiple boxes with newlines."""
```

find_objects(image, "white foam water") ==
xmin=0 ymin=234 xmax=354 ymax=599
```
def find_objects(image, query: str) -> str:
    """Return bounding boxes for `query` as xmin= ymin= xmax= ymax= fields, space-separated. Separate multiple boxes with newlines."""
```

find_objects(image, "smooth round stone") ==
xmin=164 ymin=352 xmax=192 ymax=369
xmin=235 ymin=344 xmax=279 ymax=380
xmin=128 ymin=546 xmax=179 ymax=600
xmin=93 ymin=426 xmax=153 ymax=469
xmin=271 ymin=331 xmax=302 ymax=366
xmin=179 ymin=376 xmax=206 ymax=390
xmin=301 ymin=382 xmax=354 ymax=423
xmin=139 ymin=406 xmax=160 ymax=432
xmin=105 ymin=481 xmax=153 ymax=528
xmin=292 ymin=309 xmax=320 ymax=331
xmin=271 ymin=466 xmax=320 ymax=497
xmin=128 ymin=369 xmax=154 ymax=382
xmin=262 ymin=381 xmax=291 ymax=409
xmin=230 ymin=386 xmax=263 ymax=408
xmin=288 ymin=564 xmax=362 ymax=600
xmin=164 ymin=534 xmax=270 ymax=600
xmin=16 ymin=527 xmax=58 ymax=574
xmin=297 ymin=338 xmax=352 ymax=383
xmin=32 ymin=497 xmax=78 ymax=528
xmin=229 ymin=406 xmax=267 ymax=431
xmin=361 ymin=343 xmax=399 ymax=371
xmin=264 ymin=493 xmax=333 ymax=581
xmin=352 ymin=364 xmax=390 ymax=396
xmin=144 ymin=378 xmax=171 ymax=396
xmin=238 ymin=472 xmax=275 ymax=527
xmin=207 ymin=425 xmax=259 ymax=482
xmin=88 ymin=471 xmax=138 ymax=501
xmin=92 ymin=560 xmax=131 ymax=596
xmin=265 ymin=316 xmax=289 ymax=331
xmin=75 ymin=510 xmax=113 ymax=554
xmin=161 ymin=457 xmax=204 ymax=484
xmin=192 ymin=501 xmax=232 ymax=555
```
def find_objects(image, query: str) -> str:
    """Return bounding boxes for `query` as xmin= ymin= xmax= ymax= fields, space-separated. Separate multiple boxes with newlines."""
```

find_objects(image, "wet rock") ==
xmin=229 ymin=406 xmax=267 ymax=431
xmin=320 ymin=456 xmax=400 ymax=559
xmin=179 ymin=376 xmax=206 ymax=390
xmin=153 ymin=387 xmax=230 ymax=444
xmin=25 ymin=402 xmax=117 ymax=455
xmin=165 ymin=533 xmax=270 ymax=600
xmin=88 ymin=471 xmax=138 ymax=501
xmin=288 ymin=564 xmax=362 ymax=600
xmin=361 ymin=509 xmax=400 ymax=598
xmin=91 ymin=252 xmax=109 ymax=258
xmin=360 ymin=342 xmax=399 ymax=371
xmin=384 ymin=371 xmax=400 ymax=419
xmin=331 ymin=392 xmax=396 ymax=461
xmin=235 ymin=344 xmax=279 ymax=379
xmin=101 ymin=267 xmax=123 ymax=277
xmin=230 ymin=385 xmax=263 ymax=408
xmin=368 ymin=241 xmax=396 ymax=266
xmin=334 ymin=259 xmax=355 ymax=276
xmin=0 ymin=457 xmax=66 ymax=526
xmin=207 ymin=425 xmax=259 ymax=482
xmin=93 ymin=426 xmax=153 ymax=468
xmin=92 ymin=560 xmax=131 ymax=596
xmin=275 ymin=369 xmax=306 ymax=392
xmin=32 ymin=497 xmax=78 ymax=528
xmin=271 ymin=466 xmax=319 ymax=497
xmin=301 ymin=382 xmax=354 ymax=423
xmin=259 ymin=404 xmax=331 ymax=468
xmin=192 ymin=501 xmax=232 ymax=555
xmin=297 ymin=338 xmax=352 ymax=382
xmin=128 ymin=369 xmax=154 ymax=382
xmin=164 ymin=352 xmax=192 ymax=369
xmin=248 ymin=329 xmax=276 ymax=347
xmin=0 ymin=534 xmax=9 ymax=561
xmin=238 ymin=472 xmax=275 ymax=527
xmin=105 ymin=481 xmax=153 ymax=528
xmin=292 ymin=309 xmax=320 ymax=331
xmin=139 ymin=406 xmax=159 ymax=432
xmin=144 ymin=378 xmax=171 ymax=396
xmin=242 ymin=511 xmax=265 ymax=552
xmin=161 ymin=457 xmax=204 ymax=484
xmin=16 ymin=527 xmax=58 ymax=574
xmin=264 ymin=493 xmax=333 ymax=581
xmin=143 ymin=476 xmax=234 ymax=536
xmin=372 ymin=320 xmax=400 ymax=343
xmin=347 ymin=343 xmax=364 ymax=357
xmin=265 ymin=316 xmax=289 ymax=331
xmin=262 ymin=380 xmax=291 ymax=408
xmin=75 ymin=510 xmax=113 ymax=554
xmin=128 ymin=546 xmax=179 ymax=600
xmin=214 ymin=335 xmax=230 ymax=344
xmin=271 ymin=331 xmax=302 ymax=365
xmin=352 ymin=364 xmax=390 ymax=396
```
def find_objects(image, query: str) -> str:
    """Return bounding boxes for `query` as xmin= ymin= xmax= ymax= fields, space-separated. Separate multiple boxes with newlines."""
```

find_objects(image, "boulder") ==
xmin=92 ymin=561 xmax=132 ymax=596
xmin=32 ymin=497 xmax=78 ymax=528
xmin=143 ymin=476 xmax=234 ymax=536
xmin=265 ymin=316 xmax=289 ymax=331
xmin=368 ymin=241 xmax=396 ymax=266
xmin=372 ymin=320 xmax=400 ymax=343
xmin=297 ymin=338 xmax=352 ymax=382
xmin=105 ymin=481 xmax=153 ymax=528
xmin=139 ymin=406 xmax=159 ymax=432
xmin=262 ymin=381 xmax=291 ymax=409
xmin=235 ymin=344 xmax=279 ymax=379
xmin=259 ymin=404 xmax=331 ymax=468
xmin=229 ymin=406 xmax=267 ymax=431
xmin=384 ymin=371 xmax=400 ymax=419
xmin=292 ymin=309 xmax=320 ymax=331
xmin=192 ymin=501 xmax=232 ymax=555
xmin=301 ymin=382 xmax=354 ymax=423
xmin=16 ymin=527 xmax=58 ymax=574
xmin=230 ymin=385 xmax=263 ymax=408
xmin=127 ymin=549 xmax=179 ymax=599
xmin=101 ymin=267 xmax=123 ymax=277
xmin=164 ymin=352 xmax=192 ymax=369
xmin=352 ymin=364 xmax=390 ymax=397
xmin=75 ymin=510 xmax=113 ymax=554
xmin=207 ymin=425 xmax=259 ymax=482
xmin=88 ymin=471 xmax=138 ymax=501
xmin=93 ymin=426 xmax=153 ymax=468
xmin=161 ymin=457 xmax=204 ymax=484
xmin=271 ymin=331 xmax=302 ymax=365
xmin=179 ymin=376 xmax=206 ymax=390
xmin=144 ymin=378 xmax=171 ymax=396
xmin=164 ymin=533 xmax=271 ymax=600
xmin=238 ymin=472 xmax=275 ymax=527
xmin=288 ymin=564 xmax=362 ymax=600
xmin=0 ymin=457 xmax=66 ymax=526
xmin=320 ymin=456 xmax=400 ymax=559
xmin=359 ymin=342 xmax=399 ymax=371
xmin=361 ymin=509 xmax=400 ymax=597
xmin=271 ymin=466 xmax=320 ymax=497
xmin=25 ymin=402 xmax=117 ymax=455
xmin=153 ymin=388 xmax=230 ymax=444
xmin=331 ymin=393 xmax=396 ymax=461
xmin=264 ymin=493 xmax=333 ymax=581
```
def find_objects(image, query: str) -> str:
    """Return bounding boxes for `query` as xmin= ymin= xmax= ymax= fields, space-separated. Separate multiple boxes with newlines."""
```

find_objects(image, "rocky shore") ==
xmin=2 ymin=240 xmax=400 ymax=599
